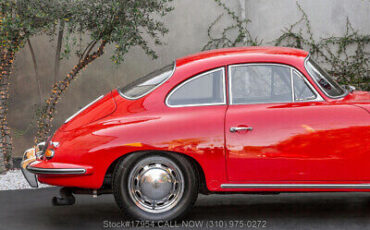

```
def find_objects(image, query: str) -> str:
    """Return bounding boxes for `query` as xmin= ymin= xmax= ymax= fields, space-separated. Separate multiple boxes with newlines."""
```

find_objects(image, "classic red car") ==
xmin=21 ymin=47 xmax=370 ymax=220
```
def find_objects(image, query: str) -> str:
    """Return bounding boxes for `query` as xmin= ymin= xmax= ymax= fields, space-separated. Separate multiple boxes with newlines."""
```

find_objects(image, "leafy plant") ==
xmin=35 ymin=0 xmax=174 ymax=143
xmin=0 ymin=0 xmax=58 ymax=171
xmin=275 ymin=3 xmax=370 ymax=90
xmin=203 ymin=0 xmax=370 ymax=91
xmin=202 ymin=0 xmax=260 ymax=50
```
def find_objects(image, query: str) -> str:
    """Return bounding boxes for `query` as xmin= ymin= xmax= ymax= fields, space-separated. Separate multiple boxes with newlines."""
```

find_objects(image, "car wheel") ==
xmin=113 ymin=152 xmax=199 ymax=221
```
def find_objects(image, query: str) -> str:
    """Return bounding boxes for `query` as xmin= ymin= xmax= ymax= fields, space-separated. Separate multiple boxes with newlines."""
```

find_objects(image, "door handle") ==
xmin=230 ymin=126 xmax=253 ymax=133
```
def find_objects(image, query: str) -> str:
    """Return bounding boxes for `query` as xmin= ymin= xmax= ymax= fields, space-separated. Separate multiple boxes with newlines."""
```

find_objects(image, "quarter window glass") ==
xmin=305 ymin=59 xmax=345 ymax=97
xmin=167 ymin=68 xmax=225 ymax=107
xmin=119 ymin=62 xmax=174 ymax=99
xmin=230 ymin=65 xmax=292 ymax=104
xmin=293 ymin=71 xmax=316 ymax=101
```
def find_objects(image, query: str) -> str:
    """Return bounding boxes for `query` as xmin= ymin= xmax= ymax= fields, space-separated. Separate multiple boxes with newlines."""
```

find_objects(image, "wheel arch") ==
xmin=104 ymin=150 xmax=209 ymax=194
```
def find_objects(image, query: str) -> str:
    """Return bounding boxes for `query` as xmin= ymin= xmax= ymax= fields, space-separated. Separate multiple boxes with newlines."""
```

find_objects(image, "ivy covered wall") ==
xmin=8 ymin=0 xmax=370 ymax=157
xmin=204 ymin=0 xmax=369 ymax=90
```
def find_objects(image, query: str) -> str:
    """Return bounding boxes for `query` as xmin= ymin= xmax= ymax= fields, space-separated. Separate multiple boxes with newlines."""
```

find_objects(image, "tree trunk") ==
xmin=54 ymin=20 xmax=65 ymax=83
xmin=0 ymin=48 xmax=15 ymax=172
xmin=27 ymin=38 xmax=43 ymax=104
xmin=35 ymin=40 xmax=107 ymax=143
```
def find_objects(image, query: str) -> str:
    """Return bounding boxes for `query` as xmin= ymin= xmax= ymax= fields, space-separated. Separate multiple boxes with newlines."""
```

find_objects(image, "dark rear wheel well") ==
xmin=104 ymin=150 xmax=209 ymax=194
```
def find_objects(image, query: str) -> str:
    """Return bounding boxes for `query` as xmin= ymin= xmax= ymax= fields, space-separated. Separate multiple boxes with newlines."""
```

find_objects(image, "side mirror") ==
xmin=342 ymin=85 xmax=356 ymax=92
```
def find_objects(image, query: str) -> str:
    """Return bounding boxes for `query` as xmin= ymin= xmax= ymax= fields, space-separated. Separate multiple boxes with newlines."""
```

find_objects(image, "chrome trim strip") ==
xmin=119 ymin=61 xmax=176 ymax=100
xmin=290 ymin=68 xmax=295 ymax=101
xmin=221 ymin=183 xmax=370 ymax=189
xmin=304 ymin=56 xmax=348 ymax=99
xmin=64 ymin=95 xmax=104 ymax=123
xmin=165 ymin=67 xmax=227 ymax=108
xmin=228 ymin=63 xmax=323 ymax=105
xmin=37 ymin=142 xmax=46 ymax=148
xmin=27 ymin=166 xmax=86 ymax=175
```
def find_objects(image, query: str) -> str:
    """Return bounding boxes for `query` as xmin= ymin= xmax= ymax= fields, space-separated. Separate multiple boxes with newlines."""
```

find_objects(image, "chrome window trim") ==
xmin=304 ymin=56 xmax=348 ymax=99
xmin=165 ymin=67 xmax=227 ymax=108
xmin=221 ymin=183 xmax=370 ymax=189
xmin=292 ymin=69 xmax=323 ymax=102
xmin=119 ymin=61 xmax=176 ymax=100
xmin=228 ymin=63 xmax=323 ymax=105
xmin=290 ymin=68 xmax=295 ymax=101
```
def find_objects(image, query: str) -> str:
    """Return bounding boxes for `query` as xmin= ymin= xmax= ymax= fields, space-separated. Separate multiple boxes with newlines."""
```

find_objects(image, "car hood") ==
xmin=60 ymin=92 xmax=117 ymax=131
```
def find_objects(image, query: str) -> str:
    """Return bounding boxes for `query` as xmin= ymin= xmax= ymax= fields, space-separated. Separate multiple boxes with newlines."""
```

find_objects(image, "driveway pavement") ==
xmin=1 ymin=188 xmax=370 ymax=230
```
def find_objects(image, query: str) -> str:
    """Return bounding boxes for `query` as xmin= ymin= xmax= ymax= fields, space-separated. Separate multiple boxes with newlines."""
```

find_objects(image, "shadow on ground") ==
xmin=1 ymin=187 xmax=370 ymax=229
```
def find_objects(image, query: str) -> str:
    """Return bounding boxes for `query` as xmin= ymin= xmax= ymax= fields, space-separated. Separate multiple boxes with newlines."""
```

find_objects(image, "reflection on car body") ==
xmin=21 ymin=47 xmax=370 ymax=221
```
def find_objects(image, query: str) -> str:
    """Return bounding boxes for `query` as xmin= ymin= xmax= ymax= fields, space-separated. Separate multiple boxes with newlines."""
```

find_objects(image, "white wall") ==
xmin=9 ymin=0 xmax=369 ymax=156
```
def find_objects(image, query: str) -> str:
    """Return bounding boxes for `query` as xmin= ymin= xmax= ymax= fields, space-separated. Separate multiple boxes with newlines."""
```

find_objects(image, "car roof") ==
xmin=176 ymin=46 xmax=309 ymax=67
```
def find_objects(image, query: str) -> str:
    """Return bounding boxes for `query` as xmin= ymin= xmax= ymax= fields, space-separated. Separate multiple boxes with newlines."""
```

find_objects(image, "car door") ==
xmin=164 ymin=67 xmax=228 ymax=186
xmin=225 ymin=63 xmax=370 ymax=182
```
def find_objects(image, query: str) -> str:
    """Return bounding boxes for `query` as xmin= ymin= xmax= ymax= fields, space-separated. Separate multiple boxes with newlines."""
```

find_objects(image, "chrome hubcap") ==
xmin=128 ymin=157 xmax=184 ymax=213
xmin=140 ymin=167 xmax=173 ymax=200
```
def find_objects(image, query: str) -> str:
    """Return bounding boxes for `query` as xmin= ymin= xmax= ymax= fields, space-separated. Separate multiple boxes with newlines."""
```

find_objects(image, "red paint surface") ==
xmin=33 ymin=47 xmax=370 ymax=192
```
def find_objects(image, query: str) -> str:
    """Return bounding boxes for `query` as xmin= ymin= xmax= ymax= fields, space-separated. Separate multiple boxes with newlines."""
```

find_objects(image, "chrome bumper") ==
xmin=26 ymin=166 xmax=86 ymax=175
xmin=21 ymin=144 xmax=87 ymax=188
xmin=21 ymin=147 xmax=39 ymax=188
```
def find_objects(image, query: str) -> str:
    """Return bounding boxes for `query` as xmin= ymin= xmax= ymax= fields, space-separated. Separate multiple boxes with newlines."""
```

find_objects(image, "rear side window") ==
xmin=166 ymin=68 xmax=226 ymax=107
xmin=119 ymin=62 xmax=175 ymax=99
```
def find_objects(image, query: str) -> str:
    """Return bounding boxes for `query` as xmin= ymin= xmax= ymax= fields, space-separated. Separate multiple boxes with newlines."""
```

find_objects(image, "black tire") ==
xmin=112 ymin=152 xmax=198 ymax=221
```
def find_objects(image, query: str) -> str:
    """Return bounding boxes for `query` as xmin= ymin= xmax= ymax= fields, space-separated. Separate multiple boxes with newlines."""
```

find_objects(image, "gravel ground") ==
xmin=0 ymin=169 xmax=50 ymax=190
